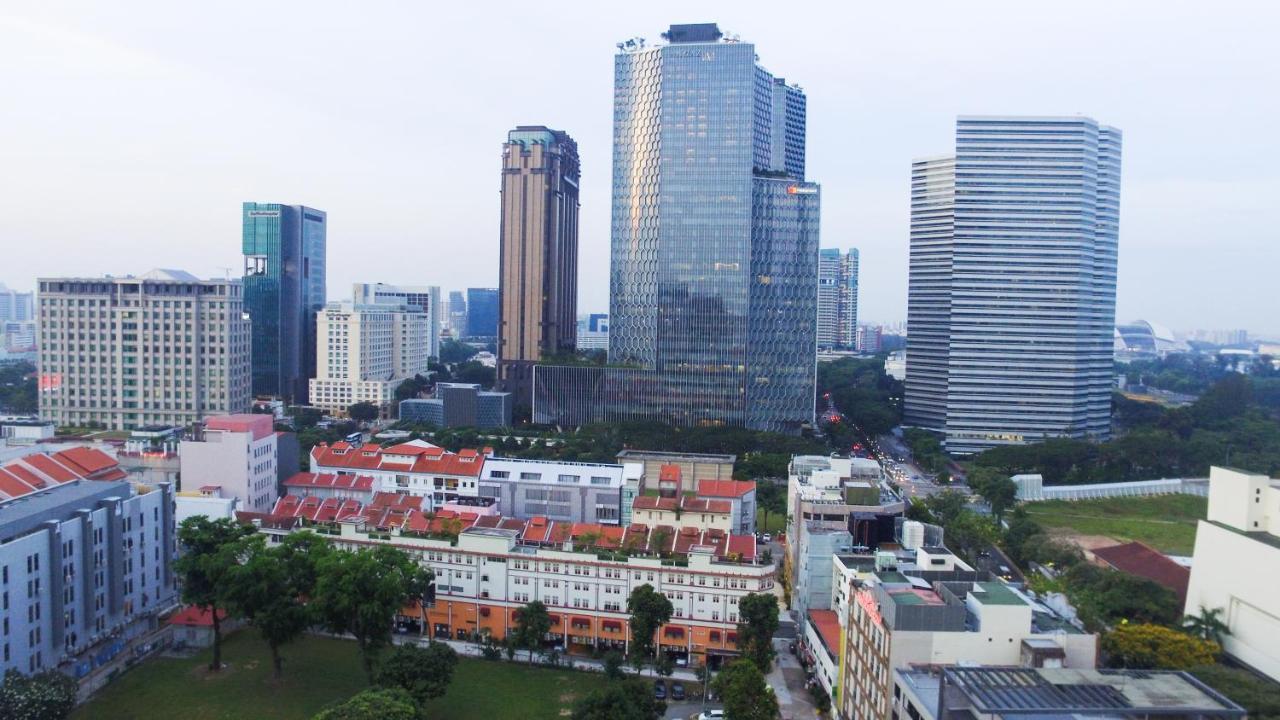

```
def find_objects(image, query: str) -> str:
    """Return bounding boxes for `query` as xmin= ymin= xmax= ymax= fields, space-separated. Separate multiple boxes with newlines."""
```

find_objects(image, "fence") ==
xmin=1015 ymin=475 xmax=1208 ymax=502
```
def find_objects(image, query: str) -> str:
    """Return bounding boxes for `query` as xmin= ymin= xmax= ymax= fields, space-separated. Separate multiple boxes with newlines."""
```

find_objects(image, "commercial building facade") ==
xmin=309 ymin=301 xmax=431 ymax=418
xmin=465 ymin=288 xmax=498 ymax=340
xmin=904 ymin=117 xmax=1122 ymax=454
xmin=250 ymin=502 xmax=770 ymax=667
xmin=0 ymin=451 xmax=177 ymax=678
xmin=36 ymin=270 xmax=252 ymax=429
xmin=534 ymin=23 xmax=820 ymax=433
xmin=497 ymin=127 xmax=581 ymax=409
xmin=309 ymin=439 xmax=485 ymax=512
xmin=399 ymin=382 xmax=512 ymax=429
xmin=352 ymin=283 xmax=441 ymax=359
xmin=478 ymin=457 xmax=624 ymax=525
xmin=179 ymin=414 xmax=280 ymax=513
xmin=242 ymin=202 xmax=326 ymax=403
xmin=817 ymin=248 xmax=859 ymax=349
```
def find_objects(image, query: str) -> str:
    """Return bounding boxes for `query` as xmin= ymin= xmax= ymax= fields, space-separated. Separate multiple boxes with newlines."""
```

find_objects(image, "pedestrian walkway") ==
xmin=769 ymin=637 xmax=817 ymax=720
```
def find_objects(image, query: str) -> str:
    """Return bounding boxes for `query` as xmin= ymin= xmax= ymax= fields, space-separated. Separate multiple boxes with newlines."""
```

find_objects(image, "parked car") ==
xmin=653 ymin=680 xmax=666 ymax=700
xmin=698 ymin=711 xmax=725 ymax=720
xmin=761 ymin=533 xmax=772 ymax=543
xmin=671 ymin=682 xmax=686 ymax=701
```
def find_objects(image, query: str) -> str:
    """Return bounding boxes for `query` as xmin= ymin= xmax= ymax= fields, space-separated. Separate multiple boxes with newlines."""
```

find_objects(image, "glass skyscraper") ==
xmin=816 ymin=248 xmax=859 ymax=349
xmin=904 ymin=116 xmax=1121 ymax=454
xmin=465 ymin=288 xmax=499 ymax=339
xmin=242 ymin=202 xmax=326 ymax=404
xmin=535 ymin=23 xmax=820 ymax=433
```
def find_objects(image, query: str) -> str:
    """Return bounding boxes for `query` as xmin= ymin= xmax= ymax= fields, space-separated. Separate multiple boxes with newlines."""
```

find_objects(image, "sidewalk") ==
xmin=391 ymin=633 xmax=702 ymax=683
xmin=769 ymin=637 xmax=817 ymax=720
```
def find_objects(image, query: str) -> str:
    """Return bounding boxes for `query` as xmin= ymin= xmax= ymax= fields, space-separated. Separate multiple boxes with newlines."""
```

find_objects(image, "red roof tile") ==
xmin=807 ymin=609 xmax=841 ymax=656
xmin=169 ymin=606 xmax=228 ymax=627
xmin=205 ymin=414 xmax=273 ymax=441
xmin=1092 ymin=541 xmax=1190 ymax=605
xmin=697 ymin=480 xmax=755 ymax=498
xmin=283 ymin=472 xmax=375 ymax=492
xmin=20 ymin=454 xmax=79 ymax=483
xmin=53 ymin=447 xmax=118 ymax=476
xmin=312 ymin=441 xmax=484 ymax=477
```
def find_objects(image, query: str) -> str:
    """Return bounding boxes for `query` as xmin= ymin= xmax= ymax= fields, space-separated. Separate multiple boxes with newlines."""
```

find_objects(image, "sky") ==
xmin=1 ymin=1 xmax=1277 ymax=337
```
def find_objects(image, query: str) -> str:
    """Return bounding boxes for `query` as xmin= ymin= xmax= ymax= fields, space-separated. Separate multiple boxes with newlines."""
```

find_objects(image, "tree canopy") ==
xmin=173 ymin=516 xmax=256 ymax=672
xmin=714 ymin=660 xmax=779 ymax=720
xmin=312 ymin=688 xmax=418 ymax=720
xmin=1102 ymin=623 xmax=1218 ymax=669
xmin=736 ymin=593 xmax=780 ymax=672
xmin=0 ymin=668 xmax=78 ymax=720
xmin=514 ymin=600 xmax=552 ymax=660
xmin=374 ymin=642 xmax=459 ymax=708
xmin=571 ymin=680 xmax=666 ymax=720
xmin=626 ymin=584 xmax=673 ymax=663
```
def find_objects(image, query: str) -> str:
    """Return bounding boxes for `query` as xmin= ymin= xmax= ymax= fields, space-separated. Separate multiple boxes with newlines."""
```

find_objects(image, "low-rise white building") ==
xmin=179 ymin=414 xmax=279 ymax=513
xmin=309 ymin=301 xmax=431 ymax=418
xmin=1184 ymin=466 xmax=1280 ymax=681
xmin=310 ymin=439 xmax=485 ymax=511
xmin=175 ymin=486 xmax=239 ymax=524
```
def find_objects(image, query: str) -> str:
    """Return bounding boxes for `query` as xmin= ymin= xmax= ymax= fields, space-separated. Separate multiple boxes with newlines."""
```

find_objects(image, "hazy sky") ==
xmin=2 ymin=1 xmax=1276 ymax=337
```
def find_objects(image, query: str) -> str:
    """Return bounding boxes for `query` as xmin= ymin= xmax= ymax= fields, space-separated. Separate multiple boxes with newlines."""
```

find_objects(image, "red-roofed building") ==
xmin=251 ymin=500 xmax=774 ymax=668
xmin=632 ymin=494 xmax=734 ymax=532
xmin=310 ymin=439 xmax=485 ymax=511
xmin=697 ymin=479 xmax=757 ymax=535
xmin=1092 ymin=541 xmax=1190 ymax=606
xmin=169 ymin=607 xmax=238 ymax=649
xmin=282 ymin=472 xmax=376 ymax=502
xmin=0 ymin=447 xmax=129 ymax=503
xmin=804 ymin=609 xmax=842 ymax=702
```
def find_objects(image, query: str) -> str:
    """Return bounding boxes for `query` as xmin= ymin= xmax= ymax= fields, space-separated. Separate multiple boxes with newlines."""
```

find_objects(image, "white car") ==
xmin=697 ymin=711 xmax=725 ymax=720
xmin=760 ymin=533 xmax=772 ymax=543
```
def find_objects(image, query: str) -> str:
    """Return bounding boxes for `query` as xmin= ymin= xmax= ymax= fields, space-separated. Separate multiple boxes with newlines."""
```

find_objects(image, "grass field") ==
xmin=75 ymin=632 xmax=608 ymax=720
xmin=1023 ymin=494 xmax=1207 ymax=555
xmin=756 ymin=507 xmax=785 ymax=534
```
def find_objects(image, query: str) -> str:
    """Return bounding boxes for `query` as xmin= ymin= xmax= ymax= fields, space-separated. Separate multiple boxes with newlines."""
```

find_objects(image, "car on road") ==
xmin=654 ymin=680 xmax=666 ymax=700
xmin=671 ymin=682 xmax=686 ymax=701
xmin=760 ymin=533 xmax=772 ymax=543
xmin=697 ymin=711 xmax=725 ymax=720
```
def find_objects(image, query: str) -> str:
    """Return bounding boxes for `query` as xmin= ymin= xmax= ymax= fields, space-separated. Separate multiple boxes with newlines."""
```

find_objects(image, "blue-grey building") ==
xmin=904 ymin=117 xmax=1122 ymax=454
xmin=242 ymin=202 xmax=327 ymax=404
xmin=464 ymin=288 xmax=498 ymax=339
xmin=400 ymin=382 xmax=511 ymax=429
xmin=0 ymin=478 xmax=177 ymax=677
xmin=535 ymin=23 xmax=820 ymax=433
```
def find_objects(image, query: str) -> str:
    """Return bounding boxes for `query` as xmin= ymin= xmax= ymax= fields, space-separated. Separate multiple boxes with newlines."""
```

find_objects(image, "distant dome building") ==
xmin=1115 ymin=320 xmax=1184 ymax=361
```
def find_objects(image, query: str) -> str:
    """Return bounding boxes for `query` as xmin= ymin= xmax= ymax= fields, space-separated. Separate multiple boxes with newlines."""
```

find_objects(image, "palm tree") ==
xmin=1182 ymin=606 xmax=1230 ymax=645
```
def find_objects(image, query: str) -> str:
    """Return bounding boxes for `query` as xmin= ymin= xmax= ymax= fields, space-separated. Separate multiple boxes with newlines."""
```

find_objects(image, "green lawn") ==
xmin=1023 ymin=494 xmax=1207 ymax=555
xmin=75 ymin=632 xmax=608 ymax=720
xmin=756 ymin=507 xmax=785 ymax=534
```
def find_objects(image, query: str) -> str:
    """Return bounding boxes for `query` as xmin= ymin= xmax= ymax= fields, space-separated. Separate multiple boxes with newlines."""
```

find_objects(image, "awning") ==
xmin=602 ymin=620 xmax=623 ymax=632
xmin=571 ymin=616 xmax=592 ymax=629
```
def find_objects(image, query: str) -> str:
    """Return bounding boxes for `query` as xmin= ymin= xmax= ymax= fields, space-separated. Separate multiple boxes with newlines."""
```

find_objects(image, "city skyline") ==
xmin=2 ymin=2 xmax=1276 ymax=337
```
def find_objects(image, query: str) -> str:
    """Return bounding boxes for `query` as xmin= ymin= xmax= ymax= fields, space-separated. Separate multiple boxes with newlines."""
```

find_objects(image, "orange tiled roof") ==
xmin=697 ymin=480 xmax=756 ymax=498
xmin=311 ymin=442 xmax=484 ymax=477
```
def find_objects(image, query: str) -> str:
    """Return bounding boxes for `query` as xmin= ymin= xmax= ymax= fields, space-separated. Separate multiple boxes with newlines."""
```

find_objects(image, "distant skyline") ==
xmin=2 ymin=1 xmax=1277 ymax=337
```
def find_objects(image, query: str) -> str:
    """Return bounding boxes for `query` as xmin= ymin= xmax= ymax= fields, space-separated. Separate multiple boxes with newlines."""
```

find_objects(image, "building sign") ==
xmin=855 ymin=588 xmax=882 ymax=628
xmin=38 ymin=373 xmax=62 ymax=392
xmin=247 ymin=210 xmax=280 ymax=218
xmin=787 ymin=186 xmax=818 ymax=195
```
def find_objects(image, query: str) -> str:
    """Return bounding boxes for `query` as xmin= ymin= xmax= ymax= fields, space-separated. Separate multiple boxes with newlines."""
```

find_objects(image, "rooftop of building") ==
xmin=697 ymin=479 xmax=755 ymax=498
xmin=168 ymin=606 xmax=227 ymax=628
xmin=806 ymin=609 xmax=840 ymax=659
xmin=283 ymin=472 xmax=376 ymax=492
xmin=616 ymin=449 xmax=737 ymax=464
xmin=0 ymin=446 xmax=127 ymax=503
xmin=0 ymin=479 xmax=135 ymax=540
xmin=633 ymin=494 xmax=731 ymax=515
xmin=1091 ymin=541 xmax=1190 ymax=601
xmin=203 ymin=414 xmax=274 ymax=441
xmin=38 ymin=269 xmax=231 ymax=285
xmin=969 ymin=581 xmax=1028 ymax=606
xmin=940 ymin=667 xmax=1244 ymax=718
xmin=258 ymin=493 xmax=760 ymax=565
xmin=885 ymin=587 xmax=946 ymax=606
xmin=311 ymin=439 xmax=484 ymax=477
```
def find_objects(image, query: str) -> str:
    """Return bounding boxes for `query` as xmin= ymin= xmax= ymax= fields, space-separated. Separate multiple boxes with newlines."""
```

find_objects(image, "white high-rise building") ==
xmin=0 ymin=283 xmax=34 ymax=322
xmin=904 ymin=117 xmax=1122 ymax=454
xmin=36 ymin=270 xmax=252 ymax=429
xmin=352 ymin=283 xmax=441 ymax=359
xmin=817 ymin=248 xmax=858 ymax=349
xmin=309 ymin=301 xmax=430 ymax=417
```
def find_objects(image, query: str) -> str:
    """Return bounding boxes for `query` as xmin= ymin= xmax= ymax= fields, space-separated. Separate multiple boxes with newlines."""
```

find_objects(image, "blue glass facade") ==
xmin=242 ymin=202 xmax=326 ymax=403
xmin=465 ymin=288 xmax=499 ymax=339
xmin=535 ymin=23 xmax=818 ymax=433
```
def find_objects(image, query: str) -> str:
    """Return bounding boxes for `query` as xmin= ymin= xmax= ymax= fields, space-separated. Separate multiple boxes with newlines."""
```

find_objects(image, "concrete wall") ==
xmin=1185 ymin=520 xmax=1280 ymax=681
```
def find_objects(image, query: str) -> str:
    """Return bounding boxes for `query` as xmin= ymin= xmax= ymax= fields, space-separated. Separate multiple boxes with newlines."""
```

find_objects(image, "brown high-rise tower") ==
xmin=497 ymin=126 xmax=580 ymax=412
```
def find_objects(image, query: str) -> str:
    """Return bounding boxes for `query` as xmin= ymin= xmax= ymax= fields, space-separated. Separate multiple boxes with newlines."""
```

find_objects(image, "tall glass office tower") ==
xmin=817 ymin=248 xmax=859 ymax=349
xmin=242 ymin=202 xmax=327 ymax=404
xmin=535 ymin=23 xmax=819 ymax=433
xmin=904 ymin=117 xmax=1121 ymax=453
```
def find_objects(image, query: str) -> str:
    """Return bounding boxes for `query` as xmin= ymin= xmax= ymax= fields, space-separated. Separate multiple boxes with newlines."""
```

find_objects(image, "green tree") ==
xmin=1182 ymin=606 xmax=1231 ymax=645
xmin=393 ymin=374 xmax=431 ymax=402
xmin=347 ymin=402 xmax=379 ymax=423
xmin=223 ymin=532 xmax=330 ymax=678
xmin=312 ymin=688 xmax=418 ymax=720
xmin=755 ymin=481 xmax=786 ymax=532
xmin=374 ymin=642 xmax=459 ymax=708
xmin=626 ymin=584 xmax=673 ymax=667
xmin=968 ymin=467 xmax=1018 ymax=523
xmin=602 ymin=651 xmax=626 ymax=681
xmin=737 ymin=593 xmax=780 ymax=672
xmin=440 ymin=339 xmax=480 ymax=364
xmin=453 ymin=361 xmax=496 ymax=388
xmin=0 ymin=361 xmax=37 ymax=414
xmin=1190 ymin=663 xmax=1280 ymax=720
xmin=0 ymin=668 xmax=78 ymax=720
xmin=1103 ymin=623 xmax=1219 ymax=669
xmin=1063 ymin=564 xmax=1181 ymax=630
xmin=714 ymin=660 xmax=779 ymax=720
xmin=514 ymin=600 xmax=552 ymax=661
xmin=173 ymin=516 xmax=255 ymax=672
xmin=571 ymin=680 xmax=666 ymax=720
xmin=312 ymin=545 xmax=433 ymax=680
